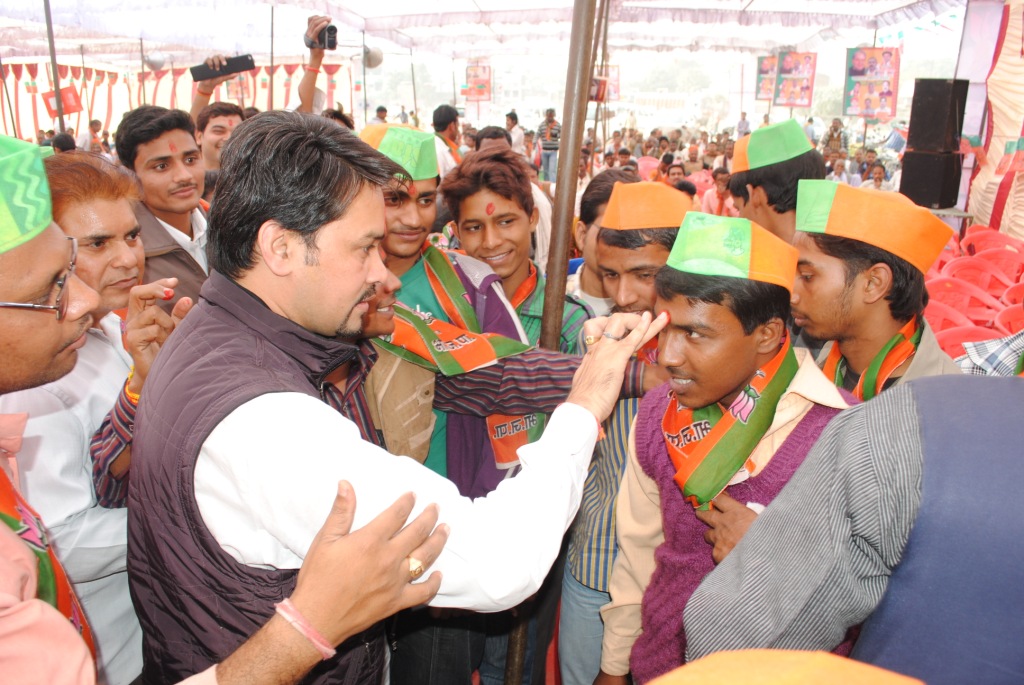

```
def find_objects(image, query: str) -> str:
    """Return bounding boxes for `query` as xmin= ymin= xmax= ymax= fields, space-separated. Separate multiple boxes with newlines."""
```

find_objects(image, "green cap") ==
xmin=732 ymin=119 xmax=813 ymax=173
xmin=359 ymin=124 xmax=438 ymax=181
xmin=667 ymin=212 xmax=798 ymax=292
xmin=0 ymin=136 xmax=54 ymax=255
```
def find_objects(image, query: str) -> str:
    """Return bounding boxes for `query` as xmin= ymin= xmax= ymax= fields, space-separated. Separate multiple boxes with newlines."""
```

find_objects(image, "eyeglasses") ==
xmin=0 ymin=236 xmax=78 ymax=321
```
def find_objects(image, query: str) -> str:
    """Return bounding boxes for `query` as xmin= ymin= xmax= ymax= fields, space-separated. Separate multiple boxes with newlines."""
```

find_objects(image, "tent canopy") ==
xmin=0 ymin=0 xmax=963 ymax=66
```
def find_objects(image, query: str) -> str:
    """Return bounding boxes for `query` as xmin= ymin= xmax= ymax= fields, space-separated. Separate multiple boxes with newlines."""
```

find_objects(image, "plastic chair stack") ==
xmin=924 ymin=224 xmax=1024 ymax=357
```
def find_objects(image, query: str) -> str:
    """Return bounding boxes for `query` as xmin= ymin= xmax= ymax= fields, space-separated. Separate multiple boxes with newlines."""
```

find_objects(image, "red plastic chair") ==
xmin=934 ymin=325 xmax=1005 ymax=359
xmin=995 ymin=305 xmax=1024 ymax=335
xmin=973 ymin=247 xmax=1024 ymax=282
xmin=926 ymin=277 xmax=1005 ymax=325
xmin=926 ymin=235 xmax=962 ymax=280
xmin=1002 ymin=281 xmax=1024 ymax=306
xmin=924 ymin=300 xmax=974 ymax=332
xmin=961 ymin=230 xmax=1024 ymax=256
xmin=940 ymin=256 xmax=1015 ymax=298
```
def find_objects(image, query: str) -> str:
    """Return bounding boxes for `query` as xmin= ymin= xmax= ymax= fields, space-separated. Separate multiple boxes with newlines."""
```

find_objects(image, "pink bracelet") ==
xmin=274 ymin=598 xmax=336 ymax=660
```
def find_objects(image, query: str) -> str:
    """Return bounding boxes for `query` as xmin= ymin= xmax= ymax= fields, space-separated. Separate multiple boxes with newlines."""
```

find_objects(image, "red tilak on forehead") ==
xmin=486 ymin=202 xmax=496 ymax=215
xmin=169 ymin=142 xmax=178 ymax=153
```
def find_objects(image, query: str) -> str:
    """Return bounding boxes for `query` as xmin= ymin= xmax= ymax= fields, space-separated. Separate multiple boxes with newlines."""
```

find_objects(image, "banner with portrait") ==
xmin=772 ymin=52 xmax=816 ymax=108
xmin=756 ymin=56 xmax=777 ymax=101
xmin=843 ymin=47 xmax=900 ymax=118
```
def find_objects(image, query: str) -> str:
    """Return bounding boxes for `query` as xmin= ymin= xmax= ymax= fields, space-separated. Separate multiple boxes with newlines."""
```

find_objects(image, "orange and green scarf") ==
xmin=662 ymin=336 xmax=798 ymax=510
xmin=0 ymin=432 xmax=95 ymax=657
xmin=373 ymin=246 xmax=540 ymax=469
xmin=822 ymin=317 xmax=921 ymax=401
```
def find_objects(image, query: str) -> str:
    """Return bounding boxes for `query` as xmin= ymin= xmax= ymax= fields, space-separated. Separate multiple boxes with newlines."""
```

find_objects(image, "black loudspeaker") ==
xmin=900 ymin=151 xmax=962 ymax=209
xmin=906 ymin=79 xmax=969 ymax=152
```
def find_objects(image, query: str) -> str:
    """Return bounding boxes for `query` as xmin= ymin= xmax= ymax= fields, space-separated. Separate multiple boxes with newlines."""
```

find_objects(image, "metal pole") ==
xmin=269 ymin=4 xmax=275 ymax=111
xmin=139 ymin=38 xmax=147 ymax=105
xmin=451 ymin=57 xmax=457 ymax=104
xmin=409 ymin=48 xmax=419 ymax=120
xmin=0 ymin=52 xmax=19 ymax=139
xmin=361 ymin=31 xmax=368 ymax=125
xmin=42 ymin=0 xmax=66 ymax=131
xmin=589 ymin=0 xmax=609 ymax=175
xmin=539 ymin=0 xmax=599 ymax=351
xmin=79 ymin=45 xmax=90 ymax=116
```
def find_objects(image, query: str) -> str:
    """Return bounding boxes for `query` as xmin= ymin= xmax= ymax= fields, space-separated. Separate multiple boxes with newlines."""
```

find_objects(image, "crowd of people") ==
xmin=2 ymin=16 xmax=1023 ymax=685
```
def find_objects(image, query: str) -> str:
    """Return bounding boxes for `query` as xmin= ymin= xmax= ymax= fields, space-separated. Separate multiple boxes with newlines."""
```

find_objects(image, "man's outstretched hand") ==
xmin=568 ymin=311 xmax=669 ymax=423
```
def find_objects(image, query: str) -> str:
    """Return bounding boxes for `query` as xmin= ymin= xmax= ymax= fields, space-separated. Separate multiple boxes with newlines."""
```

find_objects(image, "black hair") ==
xmin=203 ymin=170 xmax=219 ymax=203
xmin=505 ymin=111 xmax=518 ymax=125
xmin=597 ymin=226 xmax=678 ymax=252
xmin=658 ymin=136 xmax=669 ymax=144
xmin=51 ymin=132 xmax=76 ymax=152
xmin=432 ymin=104 xmax=459 ymax=132
xmin=727 ymin=148 xmax=826 ymax=213
xmin=197 ymin=102 xmax=244 ymax=133
xmin=673 ymin=179 xmax=697 ymax=197
xmin=617 ymin=147 xmax=631 ymax=156
xmin=322 ymin=108 xmax=355 ymax=129
xmin=115 ymin=105 xmax=196 ymax=171
xmin=655 ymin=270 xmax=790 ymax=335
xmin=712 ymin=166 xmax=730 ymax=179
xmin=207 ymin=111 xmax=406 ymax=279
xmin=579 ymin=168 xmax=638 ymax=226
xmin=865 ymin=148 xmax=877 ymax=155
xmin=474 ymin=125 xmax=512 ymax=149
xmin=661 ymin=152 xmax=674 ymax=165
xmin=809 ymin=233 xmax=927 ymax=321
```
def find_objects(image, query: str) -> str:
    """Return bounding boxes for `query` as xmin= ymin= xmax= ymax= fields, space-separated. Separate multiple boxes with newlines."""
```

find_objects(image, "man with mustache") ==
xmin=128 ymin=111 xmax=663 ymax=684
xmin=0 ymin=151 xmax=191 ymax=684
xmin=115 ymin=105 xmax=209 ymax=310
xmin=0 ymin=133 xmax=448 ymax=684
xmin=598 ymin=214 xmax=850 ymax=684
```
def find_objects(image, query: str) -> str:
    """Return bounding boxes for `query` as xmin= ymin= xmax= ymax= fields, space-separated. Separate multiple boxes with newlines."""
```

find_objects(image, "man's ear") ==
xmin=748 ymin=184 xmax=769 ymax=209
xmin=529 ymin=207 xmax=539 ymax=234
xmin=255 ymin=220 xmax=300 ymax=277
xmin=862 ymin=262 xmax=894 ymax=305
xmin=754 ymin=317 xmax=786 ymax=355
xmin=573 ymin=220 xmax=588 ymax=253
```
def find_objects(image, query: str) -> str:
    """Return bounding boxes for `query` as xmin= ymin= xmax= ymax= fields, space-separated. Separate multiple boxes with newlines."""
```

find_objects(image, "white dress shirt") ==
xmin=0 ymin=314 xmax=141 ymax=685
xmin=195 ymin=399 xmax=598 ymax=612
xmin=510 ymin=125 xmax=526 ymax=157
xmin=156 ymin=209 xmax=209 ymax=274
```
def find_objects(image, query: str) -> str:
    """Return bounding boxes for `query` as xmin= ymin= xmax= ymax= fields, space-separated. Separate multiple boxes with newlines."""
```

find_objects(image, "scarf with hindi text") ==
xmin=662 ymin=336 xmax=798 ymax=510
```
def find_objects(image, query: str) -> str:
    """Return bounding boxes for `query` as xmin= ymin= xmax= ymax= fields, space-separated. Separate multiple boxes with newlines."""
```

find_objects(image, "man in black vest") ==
xmin=128 ymin=111 xmax=663 ymax=684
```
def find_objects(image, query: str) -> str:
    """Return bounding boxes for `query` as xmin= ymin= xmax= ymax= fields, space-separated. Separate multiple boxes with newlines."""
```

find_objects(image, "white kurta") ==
xmin=195 ymin=399 xmax=598 ymax=612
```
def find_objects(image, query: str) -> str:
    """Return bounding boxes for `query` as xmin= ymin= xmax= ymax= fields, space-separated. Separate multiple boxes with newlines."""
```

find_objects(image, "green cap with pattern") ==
xmin=359 ymin=124 xmax=438 ymax=181
xmin=0 ymin=136 xmax=54 ymax=254
xmin=666 ymin=212 xmax=798 ymax=292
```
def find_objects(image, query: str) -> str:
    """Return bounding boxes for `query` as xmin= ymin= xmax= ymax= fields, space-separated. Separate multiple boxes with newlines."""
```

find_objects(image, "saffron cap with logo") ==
xmin=666 ymin=212 xmax=798 ymax=292
xmin=359 ymin=124 xmax=438 ymax=181
xmin=601 ymin=181 xmax=691 ymax=231
xmin=648 ymin=650 xmax=923 ymax=685
xmin=795 ymin=179 xmax=953 ymax=274
xmin=732 ymin=119 xmax=814 ymax=173
xmin=0 ymin=136 xmax=54 ymax=255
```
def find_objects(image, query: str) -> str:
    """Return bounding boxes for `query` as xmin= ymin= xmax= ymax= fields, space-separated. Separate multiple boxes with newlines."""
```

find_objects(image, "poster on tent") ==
xmin=465 ymin=64 xmax=491 ymax=102
xmin=843 ymin=47 xmax=900 ymax=118
xmin=772 ymin=52 xmax=816 ymax=108
xmin=598 ymin=65 xmax=620 ymax=101
xmin=755 ymin=56 xmax=777 ymax=101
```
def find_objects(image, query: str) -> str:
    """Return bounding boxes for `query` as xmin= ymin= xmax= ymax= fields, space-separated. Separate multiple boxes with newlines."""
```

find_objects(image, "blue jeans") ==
xmin=541 ymin=149 xmax=558 ymax=182
xmin=558 ymin=566 xmax=610 ymax=685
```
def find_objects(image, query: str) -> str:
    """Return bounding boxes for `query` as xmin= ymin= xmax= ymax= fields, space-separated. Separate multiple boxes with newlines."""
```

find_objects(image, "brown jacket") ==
xmin=135 ymin=202 xmax=208 ymax=312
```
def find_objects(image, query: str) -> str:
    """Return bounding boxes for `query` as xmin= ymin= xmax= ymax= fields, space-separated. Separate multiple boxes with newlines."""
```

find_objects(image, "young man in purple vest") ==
xmin=598 ymin=213 xmax=850 ymax=684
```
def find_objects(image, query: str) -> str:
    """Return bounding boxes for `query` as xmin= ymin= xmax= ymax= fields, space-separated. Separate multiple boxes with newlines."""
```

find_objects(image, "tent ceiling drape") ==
xmin=0 ymin=0 xmax=963 ymax=65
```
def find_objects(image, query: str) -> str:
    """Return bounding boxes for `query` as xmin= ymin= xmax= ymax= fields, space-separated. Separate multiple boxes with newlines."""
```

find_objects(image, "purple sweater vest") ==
xmin=628 ymin=383 xmax=843 ymax=683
